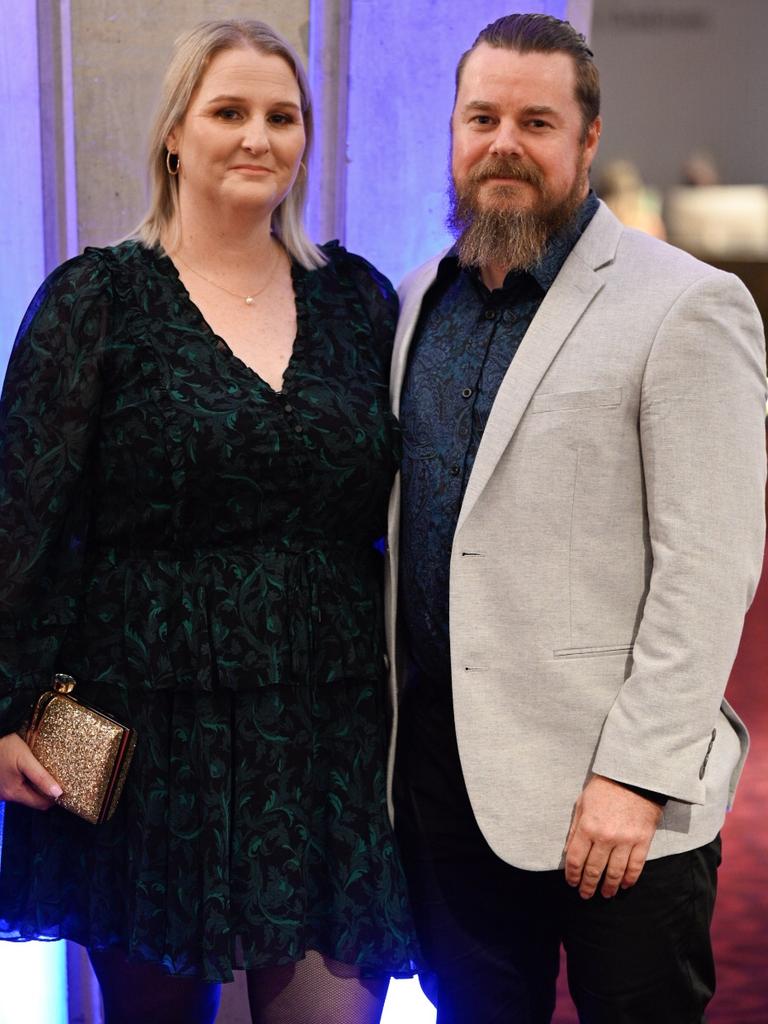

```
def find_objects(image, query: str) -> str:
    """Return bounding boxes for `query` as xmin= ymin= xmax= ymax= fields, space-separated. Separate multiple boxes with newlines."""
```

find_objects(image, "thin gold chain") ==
xmin=173 ymin=244 xmax=282 ymax=305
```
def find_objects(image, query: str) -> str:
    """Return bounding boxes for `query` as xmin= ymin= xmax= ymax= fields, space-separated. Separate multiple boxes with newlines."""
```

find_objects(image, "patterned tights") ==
xmin=89 ymin=947 xmax=388 ymax=1024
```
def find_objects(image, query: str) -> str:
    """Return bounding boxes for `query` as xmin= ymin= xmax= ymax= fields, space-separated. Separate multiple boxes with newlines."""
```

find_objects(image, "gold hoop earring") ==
xmin=166 ymin=150 xmax=180 ymax=176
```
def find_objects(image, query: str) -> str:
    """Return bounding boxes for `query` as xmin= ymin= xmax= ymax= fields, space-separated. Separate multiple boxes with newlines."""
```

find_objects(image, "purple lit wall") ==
xmin=344 ymin=1 xmax=569 ymax=285
xmin=0 ymin=7 xmax=46 ymax=370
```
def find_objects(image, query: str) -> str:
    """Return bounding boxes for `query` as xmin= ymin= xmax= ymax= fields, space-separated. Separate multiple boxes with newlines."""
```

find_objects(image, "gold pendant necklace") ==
xmin=174 ymin=245 xmax=282 ymax=305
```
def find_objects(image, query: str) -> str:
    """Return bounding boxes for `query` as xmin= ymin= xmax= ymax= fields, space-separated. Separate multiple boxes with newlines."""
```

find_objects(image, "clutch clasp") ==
xmin=52 ymin=673 xmax=76 ymax=695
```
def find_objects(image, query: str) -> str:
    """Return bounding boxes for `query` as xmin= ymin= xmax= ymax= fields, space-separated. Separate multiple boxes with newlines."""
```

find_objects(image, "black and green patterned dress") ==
xmin=0 ymin=240 xmax=418 ymax=981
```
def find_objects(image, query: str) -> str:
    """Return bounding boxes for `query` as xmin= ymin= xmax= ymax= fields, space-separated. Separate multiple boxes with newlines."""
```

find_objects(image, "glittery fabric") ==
xmin=27 ymin=691 xmax=136 ymax=824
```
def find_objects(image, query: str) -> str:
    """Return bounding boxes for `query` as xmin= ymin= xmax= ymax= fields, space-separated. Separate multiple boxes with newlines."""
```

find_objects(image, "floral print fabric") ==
xmin=0 ymin=241 xmax=418 ymax=980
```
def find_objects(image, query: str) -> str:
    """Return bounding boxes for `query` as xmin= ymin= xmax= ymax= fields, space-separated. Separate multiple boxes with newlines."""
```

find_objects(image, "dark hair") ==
xmin=454 ymin=14 xmax=600 ymax=136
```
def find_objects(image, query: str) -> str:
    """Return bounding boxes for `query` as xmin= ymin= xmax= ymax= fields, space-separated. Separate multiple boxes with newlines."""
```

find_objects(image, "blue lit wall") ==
xmin=0 ymin=4 xmax=68 ymax=1015
xmin=0 ymin=6 xmax=45 ymax=372
xmin=344 ymin=1 xmax=568 ymax=286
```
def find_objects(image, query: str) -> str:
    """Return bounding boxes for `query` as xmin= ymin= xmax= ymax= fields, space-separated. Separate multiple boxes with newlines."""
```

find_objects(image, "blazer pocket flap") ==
xmin=532 ymin=386 xmax=623 ymax=413
xmin=553 ymin=643 xmax=633 ymax=659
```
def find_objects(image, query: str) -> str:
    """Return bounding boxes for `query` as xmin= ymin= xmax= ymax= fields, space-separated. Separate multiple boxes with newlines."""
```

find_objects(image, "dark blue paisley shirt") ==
xmin=399 ymin=192 xmax=599 ymax=683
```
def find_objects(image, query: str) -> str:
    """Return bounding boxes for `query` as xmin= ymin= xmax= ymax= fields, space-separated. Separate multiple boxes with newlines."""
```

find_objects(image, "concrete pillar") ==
xmin=306 ymin=0 xmax=351 ymax=245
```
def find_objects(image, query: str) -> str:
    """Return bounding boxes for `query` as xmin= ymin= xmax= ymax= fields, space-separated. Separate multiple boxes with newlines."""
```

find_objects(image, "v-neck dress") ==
xmin=0 ymin=240 xmax=419 ymax=981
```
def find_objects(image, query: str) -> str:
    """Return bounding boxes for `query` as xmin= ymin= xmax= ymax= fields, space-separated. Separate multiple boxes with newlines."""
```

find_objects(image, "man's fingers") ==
xmin=563 ymin=776 xmax=663 ymax=898
xmin=563 ymin=831 xmax=590 ymax=888
xmin=576 ymin=844 xmax=612 ymax=899
xmin=600 ymin=846 xmax=632 ymax=898
xmin=620 ymin=843 xmax=651 ymax=890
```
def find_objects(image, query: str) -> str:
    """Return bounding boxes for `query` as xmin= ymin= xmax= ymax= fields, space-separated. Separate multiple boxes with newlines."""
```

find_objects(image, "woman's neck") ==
xmin=168 ymin=198 xmax=279 ymax=275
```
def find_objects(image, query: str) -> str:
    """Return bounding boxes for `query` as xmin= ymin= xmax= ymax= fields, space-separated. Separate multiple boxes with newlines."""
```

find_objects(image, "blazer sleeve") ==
xmin=591 ymin=270 xmax=767 ymax=804
xmin=0 ymin=252 xmax=111 ymax=734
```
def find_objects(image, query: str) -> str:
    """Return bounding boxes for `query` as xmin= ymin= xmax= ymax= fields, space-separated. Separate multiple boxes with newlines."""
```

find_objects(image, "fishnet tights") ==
xmin=89 ymin=946 xmax=388 ymax=1024
xmin=247 ymin=949 xmax=389 ymax=1024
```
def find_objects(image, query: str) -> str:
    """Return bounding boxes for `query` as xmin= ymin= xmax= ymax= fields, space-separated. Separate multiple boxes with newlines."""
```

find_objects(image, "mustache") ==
xmin=467 ymin=158 xmax=545 ymax=188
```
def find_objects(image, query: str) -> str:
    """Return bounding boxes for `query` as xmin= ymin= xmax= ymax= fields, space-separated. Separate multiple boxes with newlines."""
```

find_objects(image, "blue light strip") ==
xmin=0 ymin=940 xmax=68 ymax=1024
xmin=382 ymin=977 xmax=437 ymax=1023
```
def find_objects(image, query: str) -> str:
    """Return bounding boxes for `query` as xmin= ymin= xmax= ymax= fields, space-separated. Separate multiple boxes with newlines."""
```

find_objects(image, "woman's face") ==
xmin=167 ymin=46 xmax=306 ymax=219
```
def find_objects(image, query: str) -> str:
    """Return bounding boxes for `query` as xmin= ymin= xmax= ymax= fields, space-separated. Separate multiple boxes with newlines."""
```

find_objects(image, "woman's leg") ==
xmin=88 ymin=947 xmax=222 ymax=1024
xmin=246 ymin=949 xmax=389 ymax=1024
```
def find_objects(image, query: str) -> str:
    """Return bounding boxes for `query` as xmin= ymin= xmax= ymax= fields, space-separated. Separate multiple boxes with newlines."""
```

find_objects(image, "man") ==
xmin=387 ymin=13 xmax=766 ymax=1024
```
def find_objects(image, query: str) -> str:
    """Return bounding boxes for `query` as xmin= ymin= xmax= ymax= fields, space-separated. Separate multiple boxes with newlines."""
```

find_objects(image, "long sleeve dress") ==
xmin=0 ymin=239 xmax=419 ymax=981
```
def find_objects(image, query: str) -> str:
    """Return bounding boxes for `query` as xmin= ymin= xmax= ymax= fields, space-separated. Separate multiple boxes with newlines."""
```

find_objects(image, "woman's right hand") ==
xmin=0 ymin=733 xmax=63 ymax=810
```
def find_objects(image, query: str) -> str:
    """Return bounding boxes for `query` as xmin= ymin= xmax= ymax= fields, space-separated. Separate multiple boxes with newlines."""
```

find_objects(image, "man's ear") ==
xmin=583 ymin=115 xmax=602 ymax=168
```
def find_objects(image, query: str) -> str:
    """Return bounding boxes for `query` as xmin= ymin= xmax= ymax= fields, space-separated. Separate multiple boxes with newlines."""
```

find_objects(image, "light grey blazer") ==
xmin=386 ymin=201 xmax=767 ymax=871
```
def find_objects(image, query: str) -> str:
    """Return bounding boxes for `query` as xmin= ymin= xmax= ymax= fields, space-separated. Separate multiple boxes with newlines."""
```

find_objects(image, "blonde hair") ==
xmin=132 ymin=19 xmax=326 ymax=269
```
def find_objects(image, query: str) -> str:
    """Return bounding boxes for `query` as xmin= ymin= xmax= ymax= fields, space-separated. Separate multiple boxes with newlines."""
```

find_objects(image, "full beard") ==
xmin=448 ymin=156 xmax=588 ymax=272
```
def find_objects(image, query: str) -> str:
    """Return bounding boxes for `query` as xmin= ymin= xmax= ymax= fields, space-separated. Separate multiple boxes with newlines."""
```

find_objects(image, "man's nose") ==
xmin=489 ymin=121 xmax=523 ymax=157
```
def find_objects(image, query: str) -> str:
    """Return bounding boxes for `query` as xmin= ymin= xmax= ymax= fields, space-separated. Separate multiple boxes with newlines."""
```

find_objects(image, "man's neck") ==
xmin=479 ymin=262 xmax=511 ymax=292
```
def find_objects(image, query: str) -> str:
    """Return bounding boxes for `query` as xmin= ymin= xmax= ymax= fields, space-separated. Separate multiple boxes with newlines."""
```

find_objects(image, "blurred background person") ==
xmin=596 ymin=158 xmax=666 ymax=238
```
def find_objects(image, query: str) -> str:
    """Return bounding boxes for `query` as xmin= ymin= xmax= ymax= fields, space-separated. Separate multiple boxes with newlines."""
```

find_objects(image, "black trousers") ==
xmin=394 ymin=681 xmax=720 ymax=1024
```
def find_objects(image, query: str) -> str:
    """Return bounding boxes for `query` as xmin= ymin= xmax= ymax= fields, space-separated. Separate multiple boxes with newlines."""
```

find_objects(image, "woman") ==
xmin=0 ymin=19 xmax=417 ymax=1024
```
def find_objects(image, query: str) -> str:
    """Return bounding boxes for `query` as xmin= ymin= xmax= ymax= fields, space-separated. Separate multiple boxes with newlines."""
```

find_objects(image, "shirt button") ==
xmin=462 ymin=387 xmax=473 ymax=399
xmin=283 ymin=403 xmax=294 ymax=413
xmin=484 ymin=309 xmax=496 ymax=320
xmin=450 ymin=464 xmax=461 ymax=477
xmin=294 ymin=423 xmax=303 ymax=434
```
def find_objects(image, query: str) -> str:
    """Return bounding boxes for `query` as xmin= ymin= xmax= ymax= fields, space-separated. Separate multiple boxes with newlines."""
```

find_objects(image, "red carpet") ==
xmin=553 ymin=522 xmax=768 ymax=1023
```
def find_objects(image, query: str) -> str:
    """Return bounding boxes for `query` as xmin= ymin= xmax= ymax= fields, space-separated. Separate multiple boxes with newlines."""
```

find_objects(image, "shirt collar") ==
xmin=436 ymin=190 xmax=600 ymax=296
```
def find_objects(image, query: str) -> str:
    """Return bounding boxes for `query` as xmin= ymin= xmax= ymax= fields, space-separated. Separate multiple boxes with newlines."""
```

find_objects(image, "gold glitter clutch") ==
xmin=25 ymin=673 xmax=137 ymax=824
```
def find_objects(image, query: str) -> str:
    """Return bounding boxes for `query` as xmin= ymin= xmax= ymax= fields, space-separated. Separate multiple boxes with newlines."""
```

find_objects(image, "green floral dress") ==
xmin=0 ymin=240 xmax=419 ymax=981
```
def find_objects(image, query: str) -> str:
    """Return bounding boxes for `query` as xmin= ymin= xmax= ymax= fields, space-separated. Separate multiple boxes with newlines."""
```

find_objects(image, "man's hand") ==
xmin=564 ymin=774 xmax=663 ymax=899
xmin=0 ymin=732 xmax=62 ymax=810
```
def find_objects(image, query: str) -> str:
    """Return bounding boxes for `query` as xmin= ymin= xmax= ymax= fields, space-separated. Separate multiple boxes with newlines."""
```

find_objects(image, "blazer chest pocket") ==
xmin=531 ymin=386 xmax=623 ymax=413
xmin=553 ymin=643 xmax=633 ymax=660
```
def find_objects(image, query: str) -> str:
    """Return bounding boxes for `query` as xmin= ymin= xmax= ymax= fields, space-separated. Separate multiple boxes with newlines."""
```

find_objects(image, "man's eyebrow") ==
xmin=459 ymin=101 xmax=562 ymax=118
xmin=460 ymin=100 xmax=499 ymax=114
xmin=521 ymin=104 xmax=560 ymax=117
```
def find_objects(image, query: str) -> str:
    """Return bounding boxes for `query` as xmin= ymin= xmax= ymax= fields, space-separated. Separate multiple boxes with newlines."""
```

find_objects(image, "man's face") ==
xmin=451 ymin=44 xmax=600 ymax=231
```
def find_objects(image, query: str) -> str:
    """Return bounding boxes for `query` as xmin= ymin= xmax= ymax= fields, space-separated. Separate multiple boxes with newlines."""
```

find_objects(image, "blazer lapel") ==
xmin=390 ymin=252 xmax=446 ymax=415
xmin=387 ymin=252 xmax=446 ymax=666
xmin=456 ymin=203 xmax=623 ymax=533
